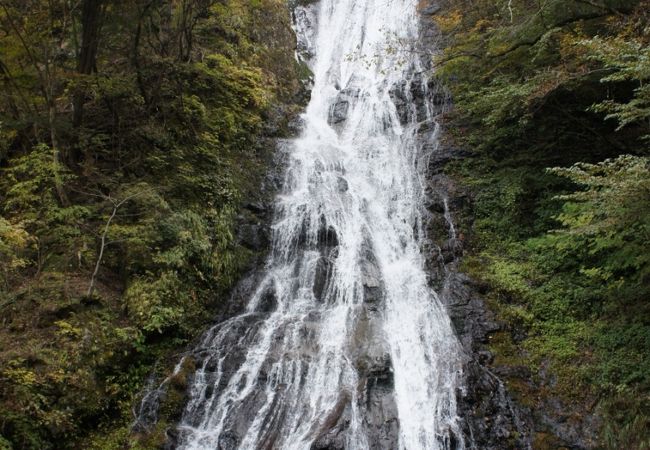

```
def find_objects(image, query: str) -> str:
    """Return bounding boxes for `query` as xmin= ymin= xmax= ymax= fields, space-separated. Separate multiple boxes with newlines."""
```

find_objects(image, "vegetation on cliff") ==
xmin=0 ymin=1 xmax=301 ymax=448
xmin=2 ymin=0 xmax=648 ymax=448
xmin=434 ymin=0 xmax=649 ymax=447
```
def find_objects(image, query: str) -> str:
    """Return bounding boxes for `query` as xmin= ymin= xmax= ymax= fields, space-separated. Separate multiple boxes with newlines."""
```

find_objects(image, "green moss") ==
xmin=533 ymin=432 xmax=569 ymax=450
xmin=487 ymin=332 xmax=525 ymax=367
xmin=449 ymin=140 xmax=649 ymax=447
xmin=296 ymin=60 xmax=314 ymax=83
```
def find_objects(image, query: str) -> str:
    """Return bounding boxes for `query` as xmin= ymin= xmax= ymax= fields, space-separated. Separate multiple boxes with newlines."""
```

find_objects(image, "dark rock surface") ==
xmin=416 ymin=3 xmax=535 ymax=449
xmin=328 ymin=88 xmax=360 ymax=125
xmin=420 ymin=126 xmax=534 ymax=450
xmin=360 ymin=240 xmax=384 ymax=307
xmin=225 ymin=140 xmax=292 ymax=319
xmin=132 ymin=33 xmax=308 ymax=444
xmin=417 ymin=2 xmax=602 ymax=449
xmin=138 ymin=2 xmax=598 ymax=449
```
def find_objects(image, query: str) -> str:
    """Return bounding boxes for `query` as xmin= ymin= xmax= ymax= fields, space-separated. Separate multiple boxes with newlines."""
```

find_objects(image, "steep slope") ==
xmin=429 ymin=0 xmax=650 ymax=448
xmin=0 ymin=1 xmax=305 ymax=448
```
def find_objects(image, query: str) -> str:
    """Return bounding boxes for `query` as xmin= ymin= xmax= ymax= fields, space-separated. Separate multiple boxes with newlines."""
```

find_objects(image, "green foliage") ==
xmin=1 ymin=145 xmax=91 ymax=273
xmin=455 ymin=153 xmax=650 ymax=447
xmin=438 ymin=0 xmax=650 ymax=446
xmin=436 ymin=0 xmax=648 ymax=154
xmin=0 ymin=217 xmax=32 ymax=288
xmin=125 ymin=271 xmax=189 ymax=333
xmin=600 ymin=385 xmax=650 ymax=450
xmin=581 ymin=36 xmax=650 ymax=138
xmin=548 ymin=155 xmax=650 ymax=293
xmin=0 ymin=0 xmax=301 ymax=448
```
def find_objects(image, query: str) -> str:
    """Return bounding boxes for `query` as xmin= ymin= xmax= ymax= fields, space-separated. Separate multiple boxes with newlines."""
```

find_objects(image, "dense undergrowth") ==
xmin=2 ymin=0 xmax=648 ymax=448
xmin=433 ymin=0 xmax=649 ymax=447
xmin=0 ymin=1 xmax=302 ymax=448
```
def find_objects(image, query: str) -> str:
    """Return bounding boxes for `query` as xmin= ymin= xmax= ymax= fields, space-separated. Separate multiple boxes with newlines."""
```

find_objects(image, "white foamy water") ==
xmin=171 ymin=0 xmax=466 ymax=448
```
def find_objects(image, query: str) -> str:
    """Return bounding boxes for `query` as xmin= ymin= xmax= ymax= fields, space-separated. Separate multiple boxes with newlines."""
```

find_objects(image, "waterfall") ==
xmin=141 ymin=1 xmax=467 ymax=448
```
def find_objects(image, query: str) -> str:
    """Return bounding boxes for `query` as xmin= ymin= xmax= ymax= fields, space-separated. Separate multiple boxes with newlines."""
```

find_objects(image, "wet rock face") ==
xmin=363 ymin=355 xmax=399 ymax=450
xmin=416 ymin=3 xmax=535 ymax=447
xmin=360 ymin=242 xmax=384 ymax=307
xmin=328 ymin=88 xmax=359 ymax=125
xmin=423 ymin=147 xmax=536 ymax=449
xmin=329 ymin=98 xmax=350 ymax=124
xmin=227 ymin=145 xmax=286 ymax=316
xmin=390 ymin=75 xmax=447 ymax=125
xmin=418 ymin=3 xmax=602 ymax=449
xmin=256 ymin=284 xmax=278 ymax=313
xmin=312 ymin=217 xmax=339 ymax=302
xmin=312 ymin=314 xmax=398 ymax=450
xmin=292 ymin=0 xmax=319 ymax=63
xmin=311 ymin=240 xmax=397 ymax=450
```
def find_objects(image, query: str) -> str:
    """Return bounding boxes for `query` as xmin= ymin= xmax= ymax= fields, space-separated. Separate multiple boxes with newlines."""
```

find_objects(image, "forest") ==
xmin=0 ymin=0 xmax=648 ymax=448
xmin=0 ymin=0 xmax=303 ymax=448
xmin=435 ymin=0 xmax=649 ymax=448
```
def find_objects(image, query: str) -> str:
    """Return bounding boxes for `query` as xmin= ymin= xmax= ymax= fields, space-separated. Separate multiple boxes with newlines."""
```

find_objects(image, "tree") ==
xmin=85 ymin=185 xmax=154 ymax=297
xmin=73 ymin=0 xmax=104 ymax=128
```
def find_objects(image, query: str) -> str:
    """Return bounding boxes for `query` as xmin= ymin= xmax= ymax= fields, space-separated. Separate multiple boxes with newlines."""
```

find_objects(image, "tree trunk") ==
xmin=73 ymin=0 xmax=103 ymax=128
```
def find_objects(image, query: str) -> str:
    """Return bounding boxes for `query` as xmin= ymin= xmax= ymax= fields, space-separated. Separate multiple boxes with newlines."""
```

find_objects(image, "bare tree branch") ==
xmin=86 ymin=187 xmax=154 ymax=296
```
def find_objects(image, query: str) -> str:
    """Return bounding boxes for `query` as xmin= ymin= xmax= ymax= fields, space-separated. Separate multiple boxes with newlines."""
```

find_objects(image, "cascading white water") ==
xmin=170 ymin=0 xmax=466 ymax=448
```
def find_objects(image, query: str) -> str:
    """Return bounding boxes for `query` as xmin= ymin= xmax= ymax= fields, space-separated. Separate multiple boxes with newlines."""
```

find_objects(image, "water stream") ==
xmin=137 ymin=1 xmax=466 ymax=448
